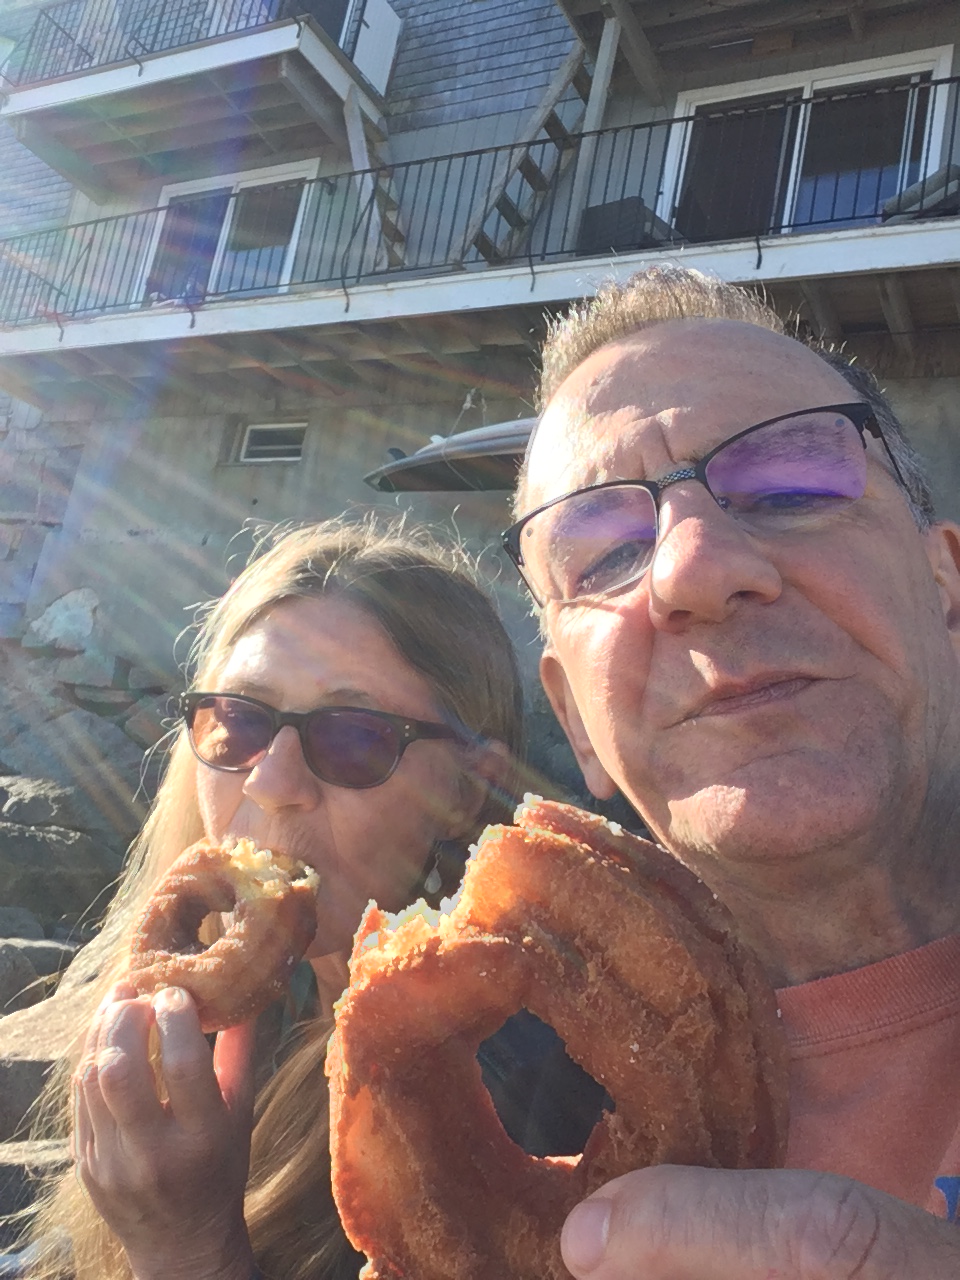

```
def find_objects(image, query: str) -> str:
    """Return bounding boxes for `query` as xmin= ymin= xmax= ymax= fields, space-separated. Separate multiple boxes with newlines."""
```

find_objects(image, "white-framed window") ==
xmin=140 ymin=159 xmax=320 ymax=304
xmin=237 ymin=422 xmax=308 ymax=462
xmin=658 ymin=46 xmax=954 ymax=242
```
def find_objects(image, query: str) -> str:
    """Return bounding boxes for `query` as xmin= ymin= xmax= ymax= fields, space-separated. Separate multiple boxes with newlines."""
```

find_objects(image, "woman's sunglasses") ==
xmin=179 ymin=691 xmax=463 ymax=790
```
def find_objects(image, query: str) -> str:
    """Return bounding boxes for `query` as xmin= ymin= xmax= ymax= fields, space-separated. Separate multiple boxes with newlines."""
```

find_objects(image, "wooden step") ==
xmin=494 ymin=193 xmax=528 ymax=230
xmin=380 ymin=213 xmax=405 ymax=245
xmin=518 ymin=155 xmax=550 ymax=193
xmin=471 ymin=230 xmax=504 ymax=263
xmin=543 ymin=111 xmax=572 ymax=147
xmin=374 ymin=185 xmax=399 ymax=213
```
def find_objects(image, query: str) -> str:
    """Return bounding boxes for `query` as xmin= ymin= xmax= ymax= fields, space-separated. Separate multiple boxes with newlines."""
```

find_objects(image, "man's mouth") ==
xmin=686 ymin=675 xmax=818 ymax=720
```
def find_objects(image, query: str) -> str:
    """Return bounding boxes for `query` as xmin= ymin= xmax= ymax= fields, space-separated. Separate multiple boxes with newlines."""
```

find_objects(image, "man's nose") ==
xmin=646 ymin=484 xmax=782 ymax=631
xmin=242 ymin=724 xmax=320 ymax=812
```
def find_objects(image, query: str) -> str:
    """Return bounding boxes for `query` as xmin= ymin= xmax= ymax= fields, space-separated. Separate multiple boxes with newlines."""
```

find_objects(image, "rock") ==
xmin=53 ymin=650 xmax=117 ymax=687
xmin=0 ymin=947 xmax=40 ymax=1015
xmin=0 ymin=993 xmax=87 ymax=1142
xmin=69 ymin=686 xmax=136 ymax=715
xmin=0 ymin=604 xmax=24 ymax=639
xmin=0 ymin=1140 xmax=69 ymax=1249
xmin=3 ymin=941 xmax=77 ymax=979
xmin=0 ymin=710 xmax=147 ymax=841
xmin=0 ymin=822 xmax=122 ymax=929
xmin=126 ymin=664 xmax=168 ymax=693
xmin=0 ymin=774 xmax=123 ymax=840
xmin=0 ymin=908 xmax=43 ymax=941
xmin=0 ymin=777 xmax=59 ymax=826
xmin=122 ymin=696 xmax=171 ymax=748
xmin=23 ymin=588 xmax=98 ymax=652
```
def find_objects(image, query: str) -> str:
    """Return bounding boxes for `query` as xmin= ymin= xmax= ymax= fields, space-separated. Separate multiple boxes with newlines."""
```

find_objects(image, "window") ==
xmin=238 ymin=423 xmax=308 ymax=463
xmin=143 ymin=161 xmax=317 ymax=304
xmin=662 ymin=47 xmax=953 ymax=243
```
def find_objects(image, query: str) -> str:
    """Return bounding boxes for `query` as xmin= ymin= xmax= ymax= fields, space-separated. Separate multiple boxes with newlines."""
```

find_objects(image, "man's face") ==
xmin=528 ymin=319 xmax=960 ymax=875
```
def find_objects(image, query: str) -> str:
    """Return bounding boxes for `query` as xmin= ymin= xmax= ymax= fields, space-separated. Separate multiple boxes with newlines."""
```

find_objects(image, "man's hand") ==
xmin=72 ymin=983 xmax=257 ymax=1280
xmin=561 ymin=1166 xmax=960 ymax=1279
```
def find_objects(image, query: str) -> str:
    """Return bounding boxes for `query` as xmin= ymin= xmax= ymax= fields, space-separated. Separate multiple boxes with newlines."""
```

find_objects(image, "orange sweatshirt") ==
xmin=778 ymin=932 xmax=960 ymax=1219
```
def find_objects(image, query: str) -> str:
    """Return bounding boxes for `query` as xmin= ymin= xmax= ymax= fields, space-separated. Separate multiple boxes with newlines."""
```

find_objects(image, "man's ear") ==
xmin=540 ymin=649 xmax=617 ymax=800
xmin=926 ymin=520 xmax=960 ymax=640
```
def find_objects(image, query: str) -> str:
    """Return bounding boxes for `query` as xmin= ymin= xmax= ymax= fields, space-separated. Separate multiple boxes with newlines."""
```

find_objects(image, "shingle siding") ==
xmin=386 ymin=0 xmax=575 ymax=134
xmin=0 ymin=126 xmax=73 ymax=238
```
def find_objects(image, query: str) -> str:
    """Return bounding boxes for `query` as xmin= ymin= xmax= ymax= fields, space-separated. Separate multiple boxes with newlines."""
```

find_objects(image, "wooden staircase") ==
xmin=369 ymin=168 xmax=406 ymax=269
xmin=461 ymin=43 xmax=591 ymax=266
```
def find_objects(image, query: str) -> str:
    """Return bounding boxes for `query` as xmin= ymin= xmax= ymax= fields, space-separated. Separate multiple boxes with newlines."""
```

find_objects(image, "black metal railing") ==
xmin=1 ymin=75 xmax=957 ymax=330
xmin=3 ymin=0 xmax=357 ymax=87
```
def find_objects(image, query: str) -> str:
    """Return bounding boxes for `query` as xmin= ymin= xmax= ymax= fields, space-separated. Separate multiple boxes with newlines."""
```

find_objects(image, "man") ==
xmin=504 ymin=266 xmax=960 ymax=1278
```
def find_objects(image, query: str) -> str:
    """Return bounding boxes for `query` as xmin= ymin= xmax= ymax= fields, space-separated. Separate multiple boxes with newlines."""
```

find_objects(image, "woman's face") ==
xmin=195 ymin=594 xmax=477 ymax=958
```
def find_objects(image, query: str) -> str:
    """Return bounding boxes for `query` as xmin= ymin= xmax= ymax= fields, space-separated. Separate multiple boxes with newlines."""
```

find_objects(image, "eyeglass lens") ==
xmin=304 ymin=708 xmax=402 ymax=788
xmin=191 ymin=696 xmax=271 ymax=770
xmin=520 ymin=409 xmax=868 ymax=603
xmin=189 ymin=697 xmax=407 ymax=787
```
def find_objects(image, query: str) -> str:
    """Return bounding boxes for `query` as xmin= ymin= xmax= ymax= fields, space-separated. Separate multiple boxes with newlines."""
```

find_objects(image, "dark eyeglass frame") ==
xmin=502 ymin=402 xmax=906 ymax=606
xmin=178 ymin=691 xmax=463 ymax=789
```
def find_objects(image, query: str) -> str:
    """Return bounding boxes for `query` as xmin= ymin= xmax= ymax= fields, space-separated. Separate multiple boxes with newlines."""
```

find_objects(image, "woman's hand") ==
xmin=72 ymin=982 xmax=258 ymax=1280
xmin=560 ymin=1165 xmax=960 ymax=1280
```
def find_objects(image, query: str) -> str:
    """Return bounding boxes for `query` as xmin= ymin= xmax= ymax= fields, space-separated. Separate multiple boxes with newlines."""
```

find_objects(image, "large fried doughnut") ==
xmin=128 ymin=838 xmax=319 ymax=1033
xmin=327 ymin=799 xmax=788 ymax=1280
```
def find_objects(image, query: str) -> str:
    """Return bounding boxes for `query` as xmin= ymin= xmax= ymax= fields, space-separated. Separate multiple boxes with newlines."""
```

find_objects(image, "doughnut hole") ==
xmin=478 ymin=1009 xmax=613 ymax=1157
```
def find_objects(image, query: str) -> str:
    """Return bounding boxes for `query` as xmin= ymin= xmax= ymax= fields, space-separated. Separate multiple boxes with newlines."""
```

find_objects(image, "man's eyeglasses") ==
xmin=502 ymin=403 xmax=905 ymax=605
xmin=179 ymin=692 xmax=462 ymax=790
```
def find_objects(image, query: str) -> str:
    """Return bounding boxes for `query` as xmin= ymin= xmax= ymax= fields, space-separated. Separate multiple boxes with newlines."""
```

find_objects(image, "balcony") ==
xmin=0 ymin=0 xmax=398 ymax=198
xmin=0 ymin=73 xmax=958 ymax=402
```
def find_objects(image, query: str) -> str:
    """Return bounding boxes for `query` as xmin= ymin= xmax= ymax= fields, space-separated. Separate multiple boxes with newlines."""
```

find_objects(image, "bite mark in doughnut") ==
xmin=128 ymin=838 xmax=319 ymax=1033
xmin=326 ymin=799 xmax=788 ymax=1280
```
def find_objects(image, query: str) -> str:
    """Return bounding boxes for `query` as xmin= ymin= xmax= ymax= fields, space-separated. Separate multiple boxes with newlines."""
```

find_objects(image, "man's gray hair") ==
xmin=521 ymin=266 xmax=934 ymax=527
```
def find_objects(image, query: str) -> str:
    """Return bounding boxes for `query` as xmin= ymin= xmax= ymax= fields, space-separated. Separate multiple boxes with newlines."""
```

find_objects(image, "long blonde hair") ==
xmin=23 ymin=516 xmax=525 ymax=1280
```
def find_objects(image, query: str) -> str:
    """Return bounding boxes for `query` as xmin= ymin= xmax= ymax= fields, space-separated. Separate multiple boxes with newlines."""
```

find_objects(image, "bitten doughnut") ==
xmin=327 ymin=799 xmax=788 ymax=1280
xmin=128 ymin=838 xmax=319 ymax=1033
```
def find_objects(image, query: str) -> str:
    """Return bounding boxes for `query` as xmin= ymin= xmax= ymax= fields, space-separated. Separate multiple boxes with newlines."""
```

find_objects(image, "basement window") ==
xmin=238 ymin=423 xmax=307 ymax=463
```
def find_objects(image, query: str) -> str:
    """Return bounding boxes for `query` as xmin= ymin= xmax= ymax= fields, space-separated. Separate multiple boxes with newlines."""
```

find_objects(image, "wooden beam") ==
xmin=634 ymin=0 xmax=917 ymax=29
xmin=602 ymin=0 xmax=663 ymax=105
xmin=800 ymin=282 xmax=842 ymax=341
xmin=278 ymin=53 xmax=349 ymax=152
xmin=79 ymin=103 xmax=309 ymax=167
xmin=553 ymin=0 xmax=599 ymax=56
xmin=55 ymin=81 xmax=294 ymax=145
xmin=948 ymin=270 xmax=960 ymax=325
xmin=877 ymin=274 xmax=915 ymax=359
xmin=650 ymin=0 xmax=921 ymax=50
xmin=568 ymin=15 xmax=620 ymax=246
xmin=142 ymin=125 xmax=322 ymax=178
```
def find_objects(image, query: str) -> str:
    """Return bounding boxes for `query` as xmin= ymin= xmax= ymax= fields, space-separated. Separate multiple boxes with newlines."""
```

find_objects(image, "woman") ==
xmin=20 ymin=517 xmax=524 ymax=1280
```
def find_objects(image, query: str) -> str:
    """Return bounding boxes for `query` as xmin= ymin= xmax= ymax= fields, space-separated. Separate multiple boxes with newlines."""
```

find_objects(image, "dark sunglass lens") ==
xmin=706 ymin=411 xmax=867 ymax=518
xmin=305 ymin=710 xmax=401 ymax=787
xmin=190 ymin=696 xmax=273 ymax=769
xmin=523 ymin=485 xmax=658 ymax=602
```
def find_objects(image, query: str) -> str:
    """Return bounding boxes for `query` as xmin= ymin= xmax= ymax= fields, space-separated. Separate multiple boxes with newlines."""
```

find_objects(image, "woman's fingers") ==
xmin=151 ymin=988 xmax=226 ymax=1131
xmin=92 ymin=999 xmax=164 ymax=1132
